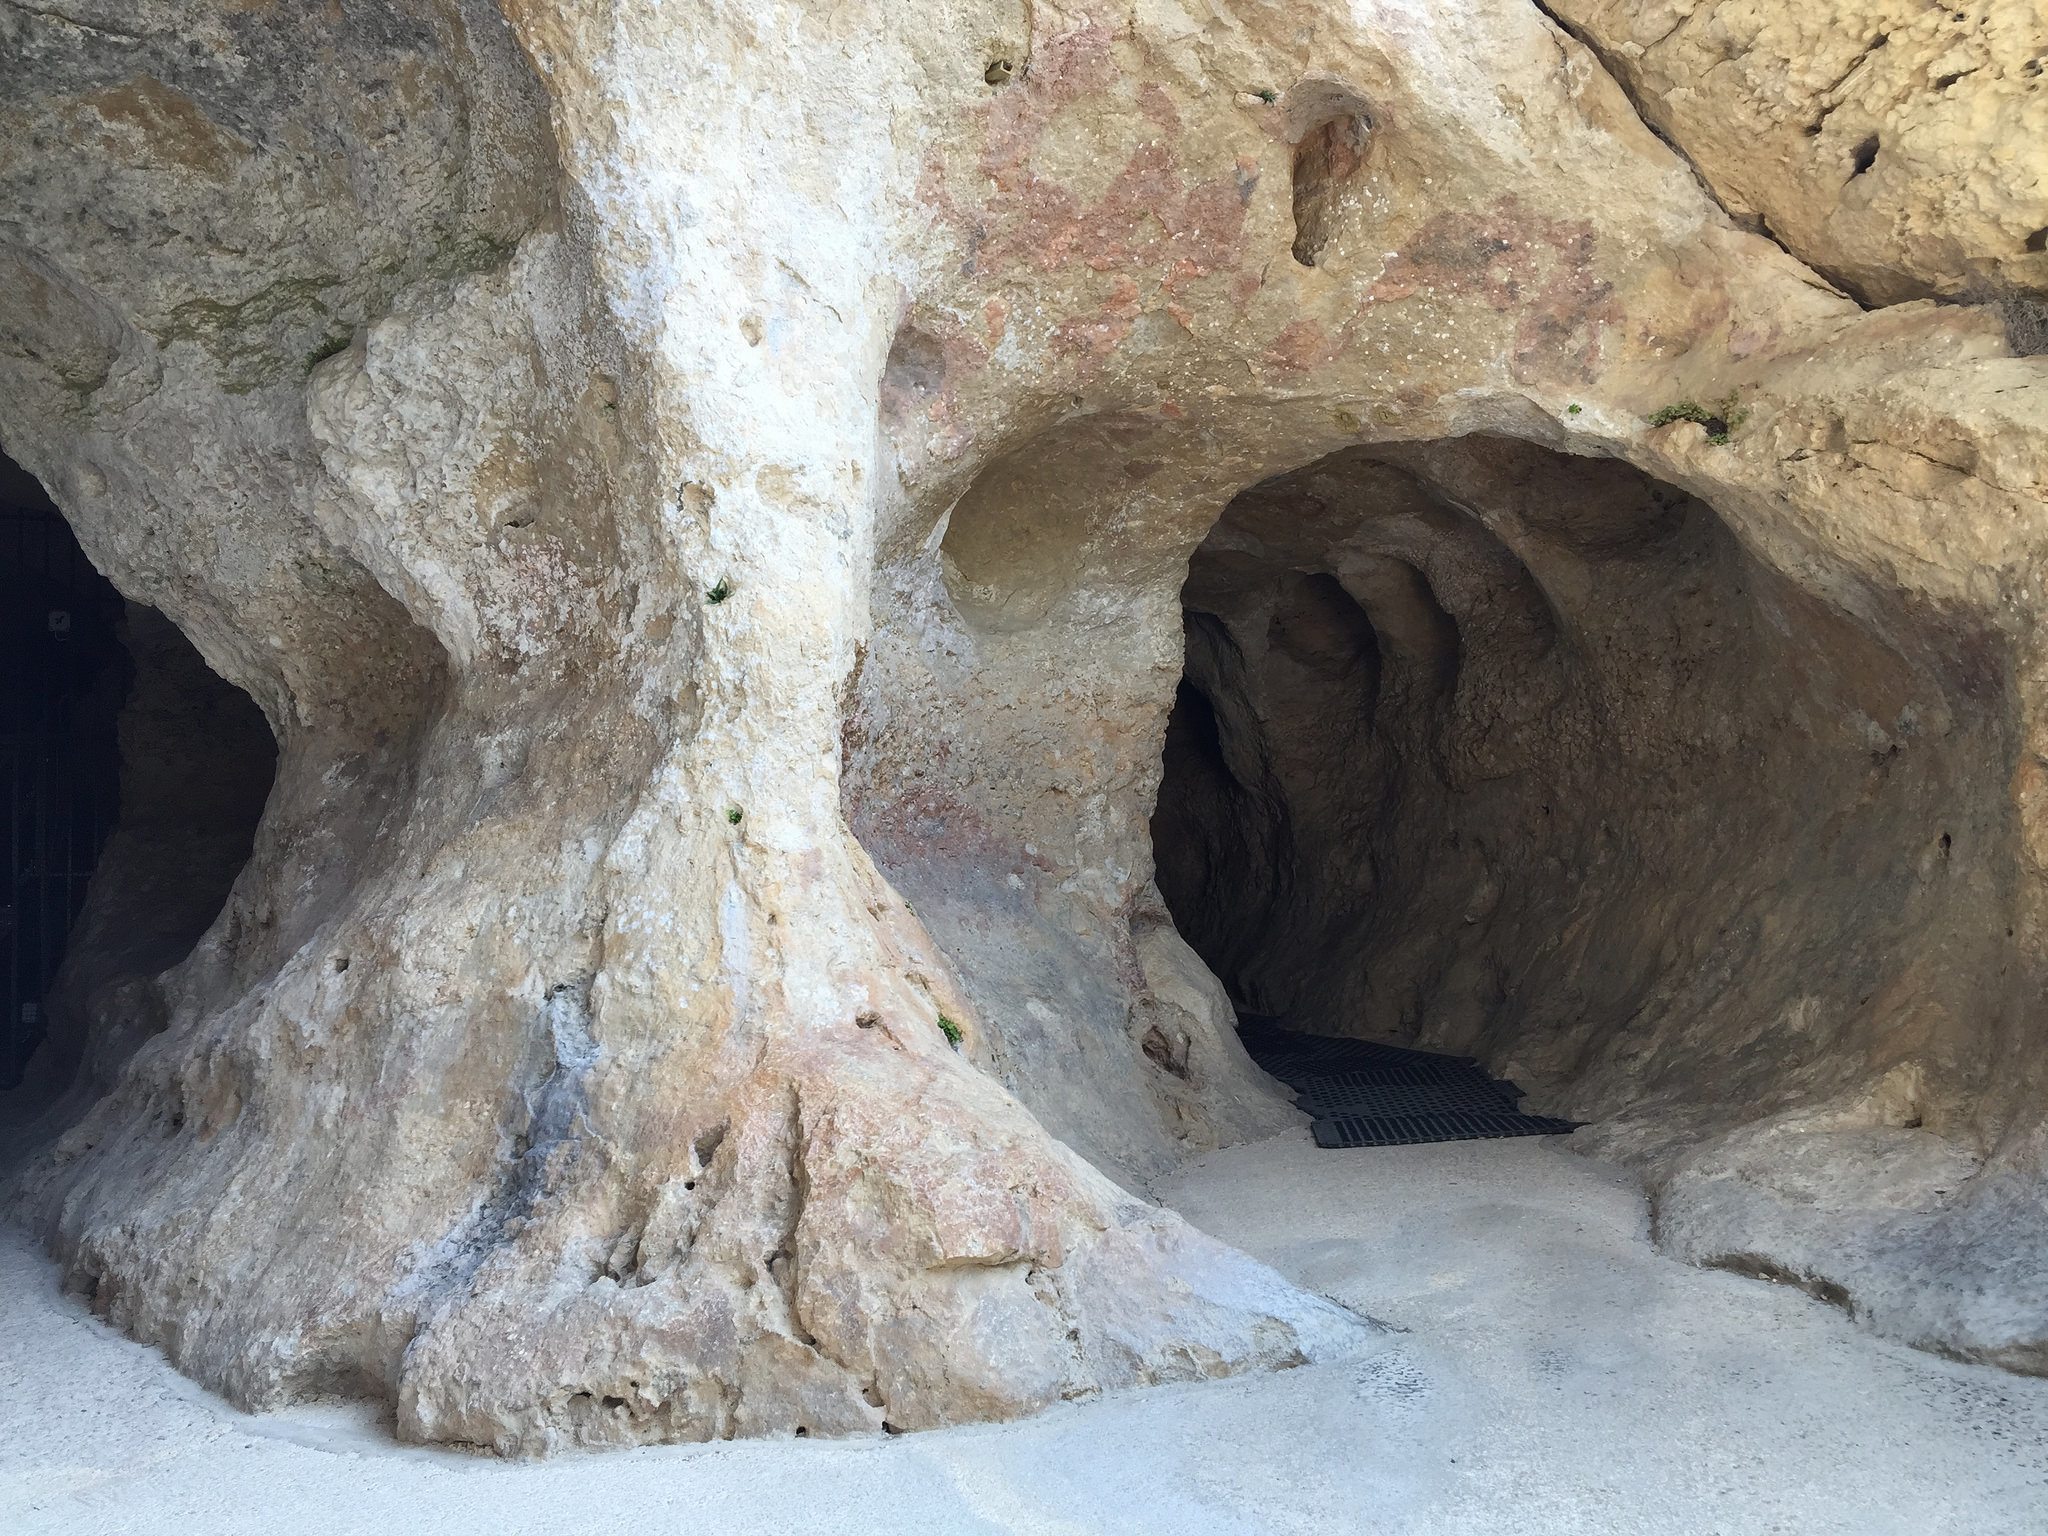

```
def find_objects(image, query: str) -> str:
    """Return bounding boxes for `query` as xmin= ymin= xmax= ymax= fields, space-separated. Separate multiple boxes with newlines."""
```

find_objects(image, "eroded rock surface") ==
xmin=1546 ymin=0 xmax=2048 ymax=323
xmin=0 ymin=0 xmax=2045 ymax=1451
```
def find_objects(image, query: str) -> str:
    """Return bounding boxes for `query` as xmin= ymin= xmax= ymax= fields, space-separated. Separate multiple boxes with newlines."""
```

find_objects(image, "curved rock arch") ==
xmin=1 ymin=0 xmax=2045 ymax=1453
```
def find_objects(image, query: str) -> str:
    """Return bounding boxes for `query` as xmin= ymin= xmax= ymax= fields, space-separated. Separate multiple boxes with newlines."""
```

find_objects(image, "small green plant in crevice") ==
xmin=705 ymin=578 xmax=731 ymax=605
xmin=1647 ymin=391 xmax=1749 ymax=446
xmin=726 ymin=806 xmax=743 ymax=825
xmin=936 ymin=1014 xmax=963 ymax=1049
xmin=1566 ymin=403 xmax=1583 ymax=416
xmin=1254 ymin=87 xmax=1279 ymax=104
xmin=304 ymin=330 xmax=353 ymax=372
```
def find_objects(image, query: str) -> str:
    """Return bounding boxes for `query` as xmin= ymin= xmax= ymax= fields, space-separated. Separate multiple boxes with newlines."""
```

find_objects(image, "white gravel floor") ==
xmin=6 ymin=1129 xmax=2046 ymax=1535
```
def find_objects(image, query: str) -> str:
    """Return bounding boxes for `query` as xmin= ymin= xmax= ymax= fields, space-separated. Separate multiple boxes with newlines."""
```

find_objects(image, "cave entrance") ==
xmin=2 ymin=451 xmax=124 ymax=1089
xmin=1149 ymin=435 xmax=2003 ymax=1138
xmin=0 ymin=446 xmax=278 ymax=1102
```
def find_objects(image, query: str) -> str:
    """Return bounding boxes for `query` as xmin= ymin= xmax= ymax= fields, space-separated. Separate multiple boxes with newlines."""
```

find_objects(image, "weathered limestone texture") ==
xmin=1 ymin=0 xmax=2045 ymax=1451
xmin=1544 ymin=0 xmax=2048 ymax=324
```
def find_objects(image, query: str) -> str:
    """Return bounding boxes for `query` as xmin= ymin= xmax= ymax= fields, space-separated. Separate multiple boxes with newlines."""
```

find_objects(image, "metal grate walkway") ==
xmin=1238 ymin=1022 xmax=1583 ymax=1148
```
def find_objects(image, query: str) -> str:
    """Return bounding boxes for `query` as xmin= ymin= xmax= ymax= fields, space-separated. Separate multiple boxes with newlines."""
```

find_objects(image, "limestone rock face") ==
xmin=1546 ymin=0 xmax=2048 ymax=317
xmin=1 ymin=0 xmax=2046 ymax=1453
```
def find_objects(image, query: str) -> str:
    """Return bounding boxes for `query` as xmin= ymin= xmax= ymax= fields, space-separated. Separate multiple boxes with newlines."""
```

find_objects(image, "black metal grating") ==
xmin=1311 ymin=1109 xmax=1584 ymax=1149
xmin=1240 ymin=1024 xmax=1584 ymax=1149
xmin=1286 ymin=1061 xmax=1496 ymax=1089
xmin=1295 ymin=1078 xmax=1525 ymax=1119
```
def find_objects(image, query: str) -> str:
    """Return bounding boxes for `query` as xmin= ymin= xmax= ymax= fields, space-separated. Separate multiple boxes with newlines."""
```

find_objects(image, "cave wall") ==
xmin=1543 ymin=0 xmax=2048 ymax=326
xmin=0 ymin=0 xmax=2043 ymax=1448
xmin=838 ymin=10 xmax=2048 ymax=1376
xmin=0 ymin=0 xmax=1383 ymax=1451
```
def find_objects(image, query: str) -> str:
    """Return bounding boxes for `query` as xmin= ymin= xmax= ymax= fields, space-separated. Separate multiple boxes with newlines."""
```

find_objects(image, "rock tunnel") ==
xmin=849 ymin=409 xmax=2048 ymax=1377
xmin=1148 ymin=436 xmax=2023 ymax=1137
xmin=0 ymin=444 xmax=277 ymax=1133
xmin=3 ymin=448 xmax=123 ymax=1093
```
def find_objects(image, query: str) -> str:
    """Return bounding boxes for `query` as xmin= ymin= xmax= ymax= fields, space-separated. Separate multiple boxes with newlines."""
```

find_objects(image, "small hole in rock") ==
xmin=1850 ymin=135 xmax=1880 ymax=176
xmin=793 ymin=1426 xmax=809 ymax=1438
xmin=855 ymin=1010 xmax=879 ymax=1029
xmin=2025 ymin=228 xmax=2048 ymax=254
xmin=332 ymin=955 xmax=350 ymax=973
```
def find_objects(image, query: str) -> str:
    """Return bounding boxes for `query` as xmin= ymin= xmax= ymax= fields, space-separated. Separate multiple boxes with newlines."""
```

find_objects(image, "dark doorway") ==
xmin=1 ymin=448 xmax=279 ymax=1107
xmin=2 ymin=450 xmax=125 ymax=1089
xmin=1149 ymin=436 xmax=2008 ymax=1126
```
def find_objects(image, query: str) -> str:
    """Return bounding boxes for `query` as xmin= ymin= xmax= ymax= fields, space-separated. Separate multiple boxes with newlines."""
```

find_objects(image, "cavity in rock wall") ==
xmin=1152 ymin=436 xmax=2024 ymax=1138
xmin=2 ymin=448 xmax=277 ymax=1136
xmin=28 ymin=604 xmax=278 ymax=1111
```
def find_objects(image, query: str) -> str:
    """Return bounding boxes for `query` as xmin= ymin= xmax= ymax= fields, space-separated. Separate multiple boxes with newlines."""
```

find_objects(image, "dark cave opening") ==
xmin=2 ymin=451 xmax=124 ymax=1089
xmin=0 ymin=447 xmax=277 ymax=1104
xmin=1149 ymin=435 xmax=2015 ymax=1121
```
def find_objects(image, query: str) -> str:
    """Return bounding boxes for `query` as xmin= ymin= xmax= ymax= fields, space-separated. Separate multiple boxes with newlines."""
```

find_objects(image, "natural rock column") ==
xmin=4 ymin=0 xmax=1362 ymax=1453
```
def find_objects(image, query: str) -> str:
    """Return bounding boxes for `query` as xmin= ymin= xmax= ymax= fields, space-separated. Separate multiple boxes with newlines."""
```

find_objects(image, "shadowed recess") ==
xmin=1153 ymin=436 xmax=2022 ymax=1134
xmin=0 ymin=446 xmax=276 ymax=1111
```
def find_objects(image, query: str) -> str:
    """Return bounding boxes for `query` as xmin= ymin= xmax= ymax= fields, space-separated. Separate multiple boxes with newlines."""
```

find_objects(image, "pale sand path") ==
xmin=5 ymin=1132 xmax=2045 ymax=1535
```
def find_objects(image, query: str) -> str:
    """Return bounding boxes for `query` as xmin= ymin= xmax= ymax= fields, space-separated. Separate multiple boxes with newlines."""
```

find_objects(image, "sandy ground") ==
xmin=6 ymin=1130 xmax=2046 ymax=1535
